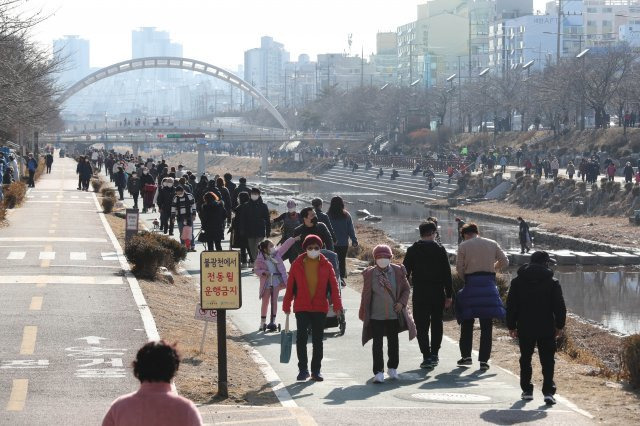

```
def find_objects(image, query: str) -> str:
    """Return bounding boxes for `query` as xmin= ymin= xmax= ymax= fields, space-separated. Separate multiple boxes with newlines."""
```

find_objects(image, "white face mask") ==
xmin=288 ymin=208 xmax=296 ymax=213
xmin=376 ymin=258 xmax=391 ymax=269
xmin=306 ymin=249 xmax=320 ymax=259
xmin=268 ymin=247 xmax=275 ymax=255
xmin=251 ymin=194 xmax=259 ymax=201
xmin=143 ymin=171 xmax=148 ymax=174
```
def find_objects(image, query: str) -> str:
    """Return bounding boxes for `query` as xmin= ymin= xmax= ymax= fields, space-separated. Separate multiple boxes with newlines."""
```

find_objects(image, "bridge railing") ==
xmin=347 ymin=154 xmax=466 ymax=172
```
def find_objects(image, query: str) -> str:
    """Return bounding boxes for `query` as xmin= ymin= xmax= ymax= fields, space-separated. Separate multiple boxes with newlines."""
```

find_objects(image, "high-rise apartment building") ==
xmin=53 ymin=35 xmax=91 ymax=86
xmin=244 ymin=36 xmax=290 ymax=107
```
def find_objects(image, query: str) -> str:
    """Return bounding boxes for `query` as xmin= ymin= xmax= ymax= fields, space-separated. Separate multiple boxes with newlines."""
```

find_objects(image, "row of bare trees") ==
xmin=0 ymin=0 xmax=63 ymax=148
xmin=247 ymin=44 xmax=640 ymax=139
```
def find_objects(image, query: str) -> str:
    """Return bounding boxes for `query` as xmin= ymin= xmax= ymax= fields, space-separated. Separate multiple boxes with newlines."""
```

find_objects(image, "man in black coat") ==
xmin=224 ymin=173 xmax=237 ymax=208
xmin=293 ymin=206 xmax=334 ymax=252
xmin=507 ymin=251 xmax=566 ymax=405
xmin=403 ymin=221 xmax=452 ymax=369
xmin=234 ymin=177 xmax=250 ymax=206
xmin=311 ymin=198 xmax=336 ymax=243
xmin=241 ymin=187 xmax=271 ymax=263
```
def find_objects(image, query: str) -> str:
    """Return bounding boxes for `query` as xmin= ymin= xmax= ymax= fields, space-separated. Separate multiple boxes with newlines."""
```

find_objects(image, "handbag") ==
xmin=181 ymin=225 xmax=192 ymax=242
xmin=381 ymin=277 xmax=406 ymax=330
xmin=279 ymin=314 xmax=293 ymax=363
xmin=197 ymin=230 xmax=207 ymax=242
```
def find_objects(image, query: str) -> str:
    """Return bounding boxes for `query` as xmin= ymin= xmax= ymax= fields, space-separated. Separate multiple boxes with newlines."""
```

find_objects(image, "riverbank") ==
xmin=344 ymin=222 xmax=639 ymax=424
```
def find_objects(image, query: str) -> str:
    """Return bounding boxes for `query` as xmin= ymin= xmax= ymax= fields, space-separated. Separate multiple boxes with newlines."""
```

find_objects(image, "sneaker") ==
xmin=428 ymin=354 xmax=439 ymax=367
xmin=372 ymin=372 xmax=384 ymax=383
xmin=296 ymin=370 xmax=310 ymax=381
xmin=521 ymin=391 xmax=534 ymax=401
xmin=241 ymin=262 xmax=248 ymax=268
xmin=310 ymin=372 xmax=324 ymax=382
xmin=457 ymin=357 xmax=472 ymax=367
xmin=387 ymin=368 xmax=399 ymax=380
xmin=420 ymin=357 xmax=432 ymax=369
xmin=340 ymin=279 xmax=347 ymax=288
xmin=544 ymin=394 xmax=556 ymax=405
xmin=479 ymin=362 xmax=490 ymax=371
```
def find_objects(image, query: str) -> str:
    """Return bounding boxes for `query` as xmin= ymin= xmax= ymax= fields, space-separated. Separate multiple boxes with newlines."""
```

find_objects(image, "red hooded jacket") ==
xmin=282 ymin=253 xmax=342 ymax=314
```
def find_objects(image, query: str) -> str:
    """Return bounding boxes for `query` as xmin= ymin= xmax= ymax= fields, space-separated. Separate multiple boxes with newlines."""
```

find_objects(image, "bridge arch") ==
xmin=57 ymin=56 xmax=289 ymax=130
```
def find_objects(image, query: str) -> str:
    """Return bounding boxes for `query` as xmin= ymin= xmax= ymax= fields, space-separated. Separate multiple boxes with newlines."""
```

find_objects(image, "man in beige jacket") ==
xmin=455 ymin=223 xmax=509 ymax=371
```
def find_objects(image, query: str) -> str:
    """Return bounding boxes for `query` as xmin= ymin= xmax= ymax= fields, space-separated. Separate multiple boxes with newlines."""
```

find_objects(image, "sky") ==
xmin=26 ymin=0 xmax=550 ymax=71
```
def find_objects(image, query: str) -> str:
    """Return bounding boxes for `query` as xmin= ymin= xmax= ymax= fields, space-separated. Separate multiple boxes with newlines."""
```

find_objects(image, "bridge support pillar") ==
xmin=261 ymin=143 xmax=269 ymax=176
xmin=197 ymin=142 xmax=206 ymax=175
xmin=132 ymin=143 xmax=139 ymax=157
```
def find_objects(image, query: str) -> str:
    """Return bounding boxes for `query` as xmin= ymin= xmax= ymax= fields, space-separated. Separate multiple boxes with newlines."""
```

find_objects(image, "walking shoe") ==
xmin=310 ymin=372 xmax=324 ymax=382
xmin=521 ymin=391 xmax=534 ymax=401
xmin=372 ymin=372 xmax=384 ymax=383
xmin=296 ymin=370 xmax=310 ymax=381
xmin=457 ymin=357 xmax=472 ymax=367
xmin=387 ymin=368 xmax=399 ymax=380
xmin=428 ymin=354 xmax=439 ymax=367
xmin=479 ymin=362 xmax=490 ymax=371
xmin=420 ymin=357 xmax=432 ymax=369
xmin=543 ymin=394 xmax=556 ymax=405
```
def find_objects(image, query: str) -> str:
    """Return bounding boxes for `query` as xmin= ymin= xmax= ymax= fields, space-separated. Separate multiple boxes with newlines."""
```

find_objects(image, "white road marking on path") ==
xmin=91 ymin=193 xmax=160 ymax=343
xmin=69 ymin=252 xmax=86 ymax=261
xmin=6 ymin=379 xmax=28 ymax=411
xmin=7 ymin=252 xmax=26 ymax=260
xmin=27 ymin=200 xmax=91 ymax=204
xmin=0 ymin=276 xmax=124 ymax=285
xmin=39 ymin=252 xmax=55 ymax=260
xmin=0 ymin=237 xmax=107 ymax=243
xmin=101 ymin=252 xmax=126 ymax=261
xmin=29 ymin=297 xmax=43 ymax=311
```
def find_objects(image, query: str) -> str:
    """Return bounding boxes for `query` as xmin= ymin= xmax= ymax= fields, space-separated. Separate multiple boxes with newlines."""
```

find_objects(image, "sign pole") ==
xmin=216 ymin=309 xmax=228 ymax=398
xmin=199 ymin=321 xmax=208 ymax=354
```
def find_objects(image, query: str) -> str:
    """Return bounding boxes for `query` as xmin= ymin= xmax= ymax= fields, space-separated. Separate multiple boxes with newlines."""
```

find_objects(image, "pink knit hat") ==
xmin=373 ymin=244 xmax=393 ymax=259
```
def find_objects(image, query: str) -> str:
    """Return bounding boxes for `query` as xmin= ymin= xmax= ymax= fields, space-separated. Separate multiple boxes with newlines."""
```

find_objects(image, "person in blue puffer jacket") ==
xmin=455 ymin=222 xmax=509 ymax=372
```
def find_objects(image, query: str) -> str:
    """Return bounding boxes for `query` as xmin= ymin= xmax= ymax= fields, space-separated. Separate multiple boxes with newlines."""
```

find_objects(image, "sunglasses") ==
xmin=306 ymin=246 xmax=320 ymax=250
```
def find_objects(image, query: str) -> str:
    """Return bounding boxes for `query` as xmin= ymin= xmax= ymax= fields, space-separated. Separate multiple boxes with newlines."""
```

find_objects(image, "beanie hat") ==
xmin=302 ymin=234 xmax=323 ymax=249
xmin=373 ymin=244 xmax=393 ymax=259
xmin=287 ymin=199 xmax=297 ymax=209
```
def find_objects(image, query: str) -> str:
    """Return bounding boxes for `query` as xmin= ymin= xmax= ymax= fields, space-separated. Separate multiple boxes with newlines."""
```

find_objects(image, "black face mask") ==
xmin=311 ymin=217 xmax=318 ymax=225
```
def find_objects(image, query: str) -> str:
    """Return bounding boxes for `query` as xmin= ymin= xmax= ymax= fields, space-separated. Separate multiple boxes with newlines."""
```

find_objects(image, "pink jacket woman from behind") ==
xmin=253 ymin=237 xmax=297 ymax=298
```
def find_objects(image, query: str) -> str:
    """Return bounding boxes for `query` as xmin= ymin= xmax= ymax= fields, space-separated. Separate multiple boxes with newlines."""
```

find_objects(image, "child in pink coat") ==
xmin=253 ymin=236 xmax=299 ymax=331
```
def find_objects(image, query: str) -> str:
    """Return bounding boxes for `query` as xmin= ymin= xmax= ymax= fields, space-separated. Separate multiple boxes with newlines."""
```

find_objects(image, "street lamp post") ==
xmin=479 ymin=68 xmax=490 ymax=132
xmin=446 ymin=74 xmax=456 ymax=130
xmin=576 ymin=48 xmax=590 ymax=131
xmin=522 ymin=60 xmax=535 ymax=132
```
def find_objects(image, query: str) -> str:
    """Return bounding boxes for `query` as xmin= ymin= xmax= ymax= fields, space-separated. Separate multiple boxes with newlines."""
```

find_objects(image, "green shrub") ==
xmin=3 ymin=182 xmax=27 ymax=209
xmin=125 ymin=233 xmax=171 ymax=278
xmin=622 ymin=334 xmax=640 ymax=388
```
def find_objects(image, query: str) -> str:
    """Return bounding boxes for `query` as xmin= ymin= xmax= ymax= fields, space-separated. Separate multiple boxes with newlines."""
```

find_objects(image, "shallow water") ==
xmin=262 ymin=178 xmax=640 ymax=335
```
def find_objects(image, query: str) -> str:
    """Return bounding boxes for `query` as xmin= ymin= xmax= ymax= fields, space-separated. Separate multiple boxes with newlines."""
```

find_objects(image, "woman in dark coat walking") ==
xmin=200 ymin=192 xmax=227 ymax=251
xmin=216 ymin=177 xmax=233 ymax=226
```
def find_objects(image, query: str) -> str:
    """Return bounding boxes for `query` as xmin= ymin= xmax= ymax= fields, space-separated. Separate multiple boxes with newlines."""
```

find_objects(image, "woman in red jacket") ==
xmin=283 ymin=234 xmax=343 ymax=382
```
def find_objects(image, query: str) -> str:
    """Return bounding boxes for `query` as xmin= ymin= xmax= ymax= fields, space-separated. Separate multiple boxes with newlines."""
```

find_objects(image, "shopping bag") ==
xmin=280 ymin=314 xmax=293 ymax=363
xmin=181 ymin=225 xmax=192 ymax=242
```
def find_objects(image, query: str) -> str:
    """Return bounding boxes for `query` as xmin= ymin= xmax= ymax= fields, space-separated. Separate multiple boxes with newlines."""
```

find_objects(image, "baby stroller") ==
xmin=142 ymin=184 xmax=157 ymax=213
xmin=321 ymin=249 xmax=346 ymax=336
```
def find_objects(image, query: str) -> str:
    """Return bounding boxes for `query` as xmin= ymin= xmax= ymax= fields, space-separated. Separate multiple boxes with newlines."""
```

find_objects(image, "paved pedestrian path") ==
xmin=124 ymin=192 xmax=594 ymax=425
xmin=0 ymin=157 xmax=156 ymax=425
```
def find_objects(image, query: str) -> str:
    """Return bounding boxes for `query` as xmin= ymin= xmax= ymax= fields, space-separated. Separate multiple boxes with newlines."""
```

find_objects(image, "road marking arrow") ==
xmin=76 ymin=336 xmax=107 ymax=345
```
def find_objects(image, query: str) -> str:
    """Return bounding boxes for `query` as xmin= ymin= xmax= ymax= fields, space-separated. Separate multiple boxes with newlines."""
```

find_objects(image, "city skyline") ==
xmin=29 ymin=0 xmax=548 ymax=70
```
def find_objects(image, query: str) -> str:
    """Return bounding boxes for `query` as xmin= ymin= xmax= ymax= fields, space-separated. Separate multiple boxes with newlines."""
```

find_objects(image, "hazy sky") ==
xmin=27 ymin=0 xmax=549 ymax=70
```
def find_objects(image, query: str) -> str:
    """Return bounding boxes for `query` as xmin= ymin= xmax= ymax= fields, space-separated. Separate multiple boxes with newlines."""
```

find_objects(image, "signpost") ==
xmin=200 ymin=251 xmax=241 ymax=398
xmin=124 ymin=209 xmax=139 ymax=244
xmin=194 ymin=304 xmax=218 ymax=354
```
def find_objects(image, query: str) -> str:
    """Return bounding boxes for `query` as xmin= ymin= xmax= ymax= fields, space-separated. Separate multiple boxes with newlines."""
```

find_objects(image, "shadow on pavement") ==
xmin=480 ymin=401 xmax=549 ymax=424
xmin=285 ymin=380 xmax=315 ymax=401
xmin=416 ymin=368 xmax=499 ymax=390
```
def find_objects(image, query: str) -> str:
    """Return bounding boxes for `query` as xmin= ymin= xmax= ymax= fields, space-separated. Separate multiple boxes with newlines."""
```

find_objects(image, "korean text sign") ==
xmin=200 ymin=251 xmax=242 ymax=309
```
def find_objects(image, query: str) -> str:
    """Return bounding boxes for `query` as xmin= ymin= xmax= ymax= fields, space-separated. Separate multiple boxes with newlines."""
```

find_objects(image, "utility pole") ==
xmin=409 ymin=41 xmax=413 ymax=85
xmin=361 ymin=45 xmax=364 ymax=87
xmin=557 ymin=0 xmax=562 ymax=64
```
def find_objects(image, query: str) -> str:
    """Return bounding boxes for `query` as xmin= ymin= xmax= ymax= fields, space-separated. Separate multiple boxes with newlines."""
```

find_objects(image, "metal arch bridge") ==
xmin=57 ymin=56 xmax=289 ymax=130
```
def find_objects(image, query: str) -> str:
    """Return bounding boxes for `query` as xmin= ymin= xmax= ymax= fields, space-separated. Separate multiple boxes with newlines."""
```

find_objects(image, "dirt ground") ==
xmin=105 ymin=213 xmax=279 ymax=405
xmin=453 ymin=200 xmax=640 ymax=249
xmin=158 ymin=152 xmax=312 ymax=180
xmin=344 ymin=225 xmax=640 ymax=425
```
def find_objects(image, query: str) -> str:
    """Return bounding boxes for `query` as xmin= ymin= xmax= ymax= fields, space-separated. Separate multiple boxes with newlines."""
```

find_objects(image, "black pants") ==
xmin=295 ymin=312 xmax=326 ymax=373
xmin=78 ymin=175 xmax=82 ymax=189
xmin=460 ymin=318 xmax=493 ymax=362
xmin=206 ymin=240 xmax=222 ymax=251
xmin=519 ymin=238 xmax=529 ymax=253
xmin=519 ymin=335 xmax=556 ymax=395
xmin=335 ymin=245 xmax=348 ymax=281
xmin=117 ymin=187 xmax=124 ymax=200
xmin=28 ymin=170 xmax=35 ymax=187
xmin=413 ymin=299 xmax=444 ymax=357
xmin=46 ymin=164 xmax=51 ymax=173
xmin=132 ymin=193 xmax=139 ymax=208
xmin=160 ymin=210 xmax=172 ymax=234
xmin=371 ymin=319 xmax=399 ymax=374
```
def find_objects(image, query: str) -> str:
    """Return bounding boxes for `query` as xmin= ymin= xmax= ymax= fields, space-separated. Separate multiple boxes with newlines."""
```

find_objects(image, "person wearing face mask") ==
xmin=359 ymin=245 xmax=416 ymax=384
xmin=327 ymin=196 xmax=358 ymax=287
xmin=272 ymin=200 xmax=302 ymax=264
xmin=240 ymin=188 xmax=271 ymax=264
xmin=171 ymin=185 xmax=196 ymax=250
xmin=311 ymin=198 xmax=336 ymax=244
xmin=127 ymin=171 xmax=141 ymax=210
xmin=254 ymin=235 xmax=300 ymax=331
xmin=293 ymin=207 xmax=334 ymax=254
xmin=283 ymin=235 xmax=343 ymax=382
xmin=156 ymin=177 xmax=176 ymax=235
